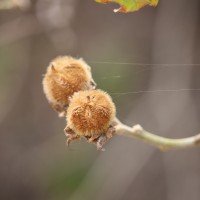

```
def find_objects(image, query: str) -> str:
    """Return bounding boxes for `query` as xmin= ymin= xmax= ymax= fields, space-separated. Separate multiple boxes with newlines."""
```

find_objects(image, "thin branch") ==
xmin=0 ymin=0 xmax=30 ymax=10
xmin=113 ymin=118 xmax=200 ymax=151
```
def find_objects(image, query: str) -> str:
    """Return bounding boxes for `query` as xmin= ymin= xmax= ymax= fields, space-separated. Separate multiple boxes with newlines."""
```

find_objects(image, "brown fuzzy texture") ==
xmin=42 ymin=56 xmax=96 ymax=117
xmin=67 ymin=89 xmax=116 ymax=137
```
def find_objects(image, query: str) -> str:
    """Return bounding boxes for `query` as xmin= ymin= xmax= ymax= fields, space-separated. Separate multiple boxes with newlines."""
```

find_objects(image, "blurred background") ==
xmin=0 ymin=0 xmax=200 ymax=200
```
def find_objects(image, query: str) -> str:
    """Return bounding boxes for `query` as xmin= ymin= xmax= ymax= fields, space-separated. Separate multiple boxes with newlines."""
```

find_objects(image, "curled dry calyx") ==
xmin=42 ymin=56 xmax=116 ymax=150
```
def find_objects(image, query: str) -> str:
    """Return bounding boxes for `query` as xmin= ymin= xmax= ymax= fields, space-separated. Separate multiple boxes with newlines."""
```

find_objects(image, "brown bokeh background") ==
xmin=0 ymin=0 xmax=200 ymax=200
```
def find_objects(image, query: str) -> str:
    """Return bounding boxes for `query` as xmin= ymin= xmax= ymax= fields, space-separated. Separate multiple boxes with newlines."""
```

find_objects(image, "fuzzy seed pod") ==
xmin=42 ymin=56 xmax=96 ymax=117
xmin=66 ymin=89 xmax=116 ymax=137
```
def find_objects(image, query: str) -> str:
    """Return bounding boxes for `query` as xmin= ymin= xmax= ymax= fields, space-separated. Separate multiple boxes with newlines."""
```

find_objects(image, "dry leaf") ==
xmin=95 ymin=0 xmax=159 ymax=13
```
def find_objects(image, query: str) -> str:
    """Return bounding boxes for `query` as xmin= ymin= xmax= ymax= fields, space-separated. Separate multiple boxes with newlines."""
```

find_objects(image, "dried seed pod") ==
xmin=65 ymin=89 xmax=116 ymax=150
xmin=42 ymin=56 xmax=96 ymax=117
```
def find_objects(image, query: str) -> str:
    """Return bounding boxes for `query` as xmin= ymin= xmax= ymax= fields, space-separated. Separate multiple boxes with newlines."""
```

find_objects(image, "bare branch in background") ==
xmin=0 ymin=0 xmax=76 ymax=51
xmin=0 ymin=0 xmax=31 ymax=10
xmin=35 ymin=0 xmax=77 ymax=51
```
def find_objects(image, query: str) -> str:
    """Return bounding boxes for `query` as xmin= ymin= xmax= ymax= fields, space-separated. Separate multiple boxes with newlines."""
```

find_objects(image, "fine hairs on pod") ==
xmin=42 ymin=56 xmax=96 ymax=117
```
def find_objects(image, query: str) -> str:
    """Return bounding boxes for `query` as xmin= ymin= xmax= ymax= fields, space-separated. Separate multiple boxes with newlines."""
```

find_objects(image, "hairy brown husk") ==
xmin=42 ymin=56 xmax=96 ymax=116
xmin=67 ymin=90 xmax=116 ymax=136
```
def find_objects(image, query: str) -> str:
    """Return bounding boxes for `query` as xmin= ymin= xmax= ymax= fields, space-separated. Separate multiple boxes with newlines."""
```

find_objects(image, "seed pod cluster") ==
xmin=42 ymin=56 xmax=116 ymax=150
